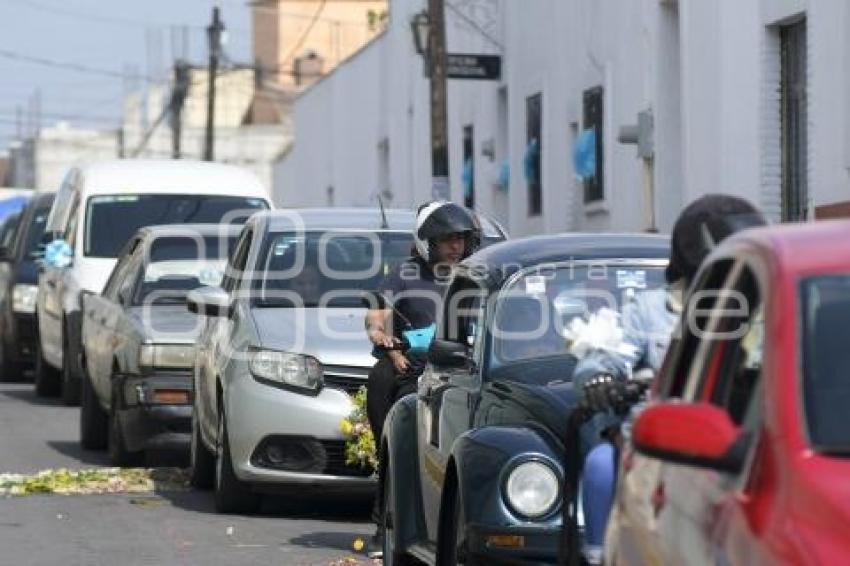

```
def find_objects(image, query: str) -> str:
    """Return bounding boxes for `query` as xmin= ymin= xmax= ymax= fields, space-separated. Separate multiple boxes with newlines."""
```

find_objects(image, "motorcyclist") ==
xmin=574 ymin=194 xmax=767 ymax=565
xmin=364 ymin=200 xmax=482 ymax=558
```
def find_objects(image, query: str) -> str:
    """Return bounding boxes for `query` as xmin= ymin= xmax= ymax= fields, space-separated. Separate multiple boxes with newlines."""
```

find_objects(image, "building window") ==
xmin=526 ymin=93 xmax=542 ymax=216
xmin=462 ymin=125 xmax=475 ymax=208
xmin=583 ymin=86 xmax=605 ymax=203
xmin=780 ymin=19 xmax=808 ymax=221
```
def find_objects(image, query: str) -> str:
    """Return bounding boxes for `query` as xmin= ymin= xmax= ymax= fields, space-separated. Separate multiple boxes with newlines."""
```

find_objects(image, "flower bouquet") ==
xmin=340 ymin=387 xmax=378 ymax=471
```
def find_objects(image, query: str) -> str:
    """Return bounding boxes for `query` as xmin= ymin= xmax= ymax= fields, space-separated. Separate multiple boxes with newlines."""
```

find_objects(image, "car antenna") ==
xmin=377 ymin=194 xmax=389 ymax=229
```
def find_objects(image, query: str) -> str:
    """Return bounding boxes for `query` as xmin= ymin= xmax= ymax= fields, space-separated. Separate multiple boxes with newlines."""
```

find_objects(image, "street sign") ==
xmin=447 ymin=54 xmax=501 ymax=80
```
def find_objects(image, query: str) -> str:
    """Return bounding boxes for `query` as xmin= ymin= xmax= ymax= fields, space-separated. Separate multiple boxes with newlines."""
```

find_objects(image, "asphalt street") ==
xmin=0 ymin=382 xmax=376 ymax=566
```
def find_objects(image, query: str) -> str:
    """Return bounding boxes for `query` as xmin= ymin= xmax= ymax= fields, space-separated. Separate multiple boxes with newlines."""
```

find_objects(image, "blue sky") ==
xmin=0 ymin=0 xmax=252 ymax=149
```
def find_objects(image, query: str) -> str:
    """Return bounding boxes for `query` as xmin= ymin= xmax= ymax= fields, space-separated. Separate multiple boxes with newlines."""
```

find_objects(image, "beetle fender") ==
xmin=451 ymin=425 xmax=563 ymax=527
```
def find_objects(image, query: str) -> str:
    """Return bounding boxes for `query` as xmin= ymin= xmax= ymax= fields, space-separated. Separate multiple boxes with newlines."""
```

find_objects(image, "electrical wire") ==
xmin=0 ymin=48 xmax=157 ymax=83
xmin=278 ymin=0 xmax=328 ymax=69
xmin=0 ymin=0 xmax=207 ymax=30
xmin=445 ymin=1 xmax=503 ymax=50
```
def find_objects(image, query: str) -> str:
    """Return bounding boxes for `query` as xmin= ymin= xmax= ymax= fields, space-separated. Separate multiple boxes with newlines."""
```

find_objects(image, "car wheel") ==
xmin=79 ymin=372 xmax=108 ymax=450
xmin=33 ymin=339 xmax=60 ymax=397
xmin=108 ymin=403 xmax=144 ymax=467
xmin=189 ymin=409 xmax=215 ymax=489
xmin=439 ymin=485 xmax=468 ymax=565
xmin=214 ymin=413 xmax=261 ymax=514
xmin=382 ymin=467 xmax=415 ymax=566
xmin=61 ymin=335 xmax=81 ymax=406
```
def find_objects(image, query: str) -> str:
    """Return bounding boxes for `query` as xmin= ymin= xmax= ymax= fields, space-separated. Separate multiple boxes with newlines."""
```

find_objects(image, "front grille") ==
xmin=323 ymin=365 xmax=369 ymax=396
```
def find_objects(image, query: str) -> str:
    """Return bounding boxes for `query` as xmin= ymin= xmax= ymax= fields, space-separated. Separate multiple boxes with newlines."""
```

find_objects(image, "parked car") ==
xmin=0 ymin=192 xmax=54 ymax=382
xmin=78 ymin=224 xmax=240 ymax=465
xmin=380 ymin=233 xmax=669 ymax=565
xmin=34 ymin=159 xmax=271 ymax=404
xmin=186 ymin=208 xmax=505 ymax=513
xmin=606 ymin=220 xmax=850 ymax=565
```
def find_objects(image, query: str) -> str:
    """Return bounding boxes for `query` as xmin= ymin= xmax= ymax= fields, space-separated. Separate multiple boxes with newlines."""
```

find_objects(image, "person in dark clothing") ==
xmin=364 ymin=200 xmax=482 ymax=558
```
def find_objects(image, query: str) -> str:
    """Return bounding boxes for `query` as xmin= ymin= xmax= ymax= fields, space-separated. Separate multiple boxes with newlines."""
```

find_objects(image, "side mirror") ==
xmin=633 ymin=402 xmax=749 ymax=473
xmin=428 ymin=339 xmax=471 ymax=369
xmin=187 ymin=286 xmax=232 ymax=318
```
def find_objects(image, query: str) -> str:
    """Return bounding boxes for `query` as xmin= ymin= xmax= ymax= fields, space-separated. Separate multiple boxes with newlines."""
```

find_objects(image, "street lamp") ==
xmin=410 ymin=10 xmax=430 ymax=56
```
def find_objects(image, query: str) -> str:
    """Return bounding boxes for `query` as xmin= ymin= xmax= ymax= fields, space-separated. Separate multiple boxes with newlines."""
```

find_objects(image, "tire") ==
xmin=214 ymin=413 xmax=261 ymax=514
xmin=108 ymin=397 xmax=144 ymax=467
xmin=381 ymin=467 xmax=415 ymax=566
xmin=438 ymin=484 xmax=467 ymax=565
xmin=33 ymin=339 xmax=60 ymax=397
xmin=189 ymin=409 xmax=215 ymax=489
xmin=79 ymin=372 xmax=108 ymax=450
xmin=61 ymin=334 xmax=81 ymax=406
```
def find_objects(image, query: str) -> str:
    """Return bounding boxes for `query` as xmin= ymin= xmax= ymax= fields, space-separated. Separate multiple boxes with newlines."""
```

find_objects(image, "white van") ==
xmin=34 ymin=159 xmax=271 ymax=403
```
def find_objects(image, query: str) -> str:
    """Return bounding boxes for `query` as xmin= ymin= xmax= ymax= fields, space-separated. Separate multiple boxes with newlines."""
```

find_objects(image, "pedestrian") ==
xmin=574 ymin=194 xmax=767 ymax=565
xmin=364 ymin=200 xmax=482 ymax=559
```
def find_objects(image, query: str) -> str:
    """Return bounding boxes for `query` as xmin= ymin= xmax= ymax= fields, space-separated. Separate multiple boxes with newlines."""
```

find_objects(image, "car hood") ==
xmin=250 ymin=307 xmax=375 ymax=369
xmin=77 ymin=258 xmax=118 ymax=294
xmin=129 ymin=305 xmax=202 ymax=344
xmin=485 ymin=357 xmax=583 ymax=434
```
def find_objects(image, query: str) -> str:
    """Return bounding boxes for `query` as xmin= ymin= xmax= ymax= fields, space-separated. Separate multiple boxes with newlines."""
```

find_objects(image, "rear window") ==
xmin=800 ymin=274 xmax=850 ymax=454
xmin=84 ymin=194 xmax=267 ymax=258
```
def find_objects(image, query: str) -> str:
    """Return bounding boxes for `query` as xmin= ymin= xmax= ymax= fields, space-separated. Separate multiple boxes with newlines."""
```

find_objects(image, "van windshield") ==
xmin=84 ymin=194 xmax=267 ymax=258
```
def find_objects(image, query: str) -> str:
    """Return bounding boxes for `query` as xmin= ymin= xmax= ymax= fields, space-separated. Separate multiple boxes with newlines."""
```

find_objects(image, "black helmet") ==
xmin=414 ymin=201 xmax=482 ymax=262
xmin=666 ymin=194 xmax=766 ymax=284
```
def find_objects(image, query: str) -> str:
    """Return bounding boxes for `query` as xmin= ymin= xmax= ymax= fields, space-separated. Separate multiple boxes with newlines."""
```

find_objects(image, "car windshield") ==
xmin=800 ymin=274 xmax=850 ymax=455
xmin=24 ymin=206 xmax=51 ymax=255
xmin=492 ymin=263 xmax=667 ymax=365
xmin=133 ymin=234 xmax=239 ymax=305
xmin=84 ymin=194 xmax=267 ymax=258
xmin=253 ymin=231 xmax=413 ymax=308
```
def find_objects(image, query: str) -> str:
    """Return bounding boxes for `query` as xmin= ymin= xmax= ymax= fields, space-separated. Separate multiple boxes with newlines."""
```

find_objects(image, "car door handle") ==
xmin=46 ymin=280 xmax=56 ymax=289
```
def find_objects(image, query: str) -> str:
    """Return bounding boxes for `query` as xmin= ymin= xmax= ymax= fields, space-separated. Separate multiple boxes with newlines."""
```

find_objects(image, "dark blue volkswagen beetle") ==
xmin=380 ymin=233 xmax=669 ymax=565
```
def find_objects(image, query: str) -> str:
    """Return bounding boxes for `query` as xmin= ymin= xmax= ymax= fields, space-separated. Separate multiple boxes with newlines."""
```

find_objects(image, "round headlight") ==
xmin=504 ymin=460 xmax=560 ymax=519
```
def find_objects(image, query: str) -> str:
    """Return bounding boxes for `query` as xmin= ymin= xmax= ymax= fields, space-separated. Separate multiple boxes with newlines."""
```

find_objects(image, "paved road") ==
xmin=0 ymin=382 xmax=376 ymax=566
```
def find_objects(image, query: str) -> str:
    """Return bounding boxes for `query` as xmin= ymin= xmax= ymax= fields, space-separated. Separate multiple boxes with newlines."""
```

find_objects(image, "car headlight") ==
xmin=12 ymin=284 xmax=38 ymax=314
xmin=503 ymin=460 xmax=560 ymax=519
xmin=139 ymin=344 xmax=195 ymax=370
xmin=249 ymin=349 xmax=323 ymax=393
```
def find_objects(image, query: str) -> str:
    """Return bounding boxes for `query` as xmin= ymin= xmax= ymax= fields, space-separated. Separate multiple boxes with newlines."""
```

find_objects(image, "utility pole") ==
xmin=169 ymin=61 xmax=191 ymax=159
xmin=427 ymin=0 xmax=450 ymax=200
xmin=204 ymin=6 xmax=224 ymax=162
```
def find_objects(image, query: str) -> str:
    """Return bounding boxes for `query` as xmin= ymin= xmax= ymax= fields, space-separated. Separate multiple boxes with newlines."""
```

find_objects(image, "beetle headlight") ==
xmin=249 ymin=349 xmax=323 ymax=393
xmin=504 ymin=460 xmax=560 ymax=519
xmin=12 ymin=284 xmax=38 ymax=314
xmin=139 ymin=344 xmax=195 ymax=370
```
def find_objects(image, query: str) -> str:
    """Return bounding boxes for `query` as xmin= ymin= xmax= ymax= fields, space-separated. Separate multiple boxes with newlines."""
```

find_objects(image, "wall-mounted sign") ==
xmin=447 ymin=54 xmax=501 ymax=80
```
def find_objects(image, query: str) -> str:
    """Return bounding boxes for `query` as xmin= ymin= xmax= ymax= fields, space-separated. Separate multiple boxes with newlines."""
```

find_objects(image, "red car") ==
xmin=607 ymin=220 xmax=850 ymax=565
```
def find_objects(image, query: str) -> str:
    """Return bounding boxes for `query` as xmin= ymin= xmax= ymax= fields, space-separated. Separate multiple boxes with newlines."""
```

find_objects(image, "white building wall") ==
xmin=275 ymin=0 xmax=850 ymax=233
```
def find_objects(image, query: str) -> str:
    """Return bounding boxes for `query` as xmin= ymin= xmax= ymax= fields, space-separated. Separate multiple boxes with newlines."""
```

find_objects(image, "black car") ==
xmin=380 ymin=233 xmax=669 ymax=565
xmin=0 ymin=193 xmax=54 ymax=382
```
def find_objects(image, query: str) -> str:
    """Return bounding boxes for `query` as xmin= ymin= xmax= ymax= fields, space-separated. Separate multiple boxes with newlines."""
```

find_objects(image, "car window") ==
xmin=133 ymin=234 xmax=238 ymax=305
xmin=655 ymin=258 xmax=736 ymax=400
xmin=688 ymin=264 xmax=763 ymax=427
xmin=83 ymin=194 xmax=266 ymax=258
xmin=103 ymin=238 xmax=142 ymax=300
xmin=0 ymin=214 xmax=21 ymax=250
xmin=222 ymin=229 xmax=253 ymax=293
xmin=800 ymin=274 xmax=850 ymax=454
xmin=22 ymin=204 xmax=52 ymax=257
xmin=441 ymin=276 xmax=487 ymax=350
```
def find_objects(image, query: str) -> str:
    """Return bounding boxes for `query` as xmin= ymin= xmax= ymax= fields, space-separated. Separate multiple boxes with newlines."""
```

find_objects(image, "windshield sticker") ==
xmin=616 ymin=270 xmax=647 ymax=289
xmin=525 ymin=275 xmax=547 ymax=295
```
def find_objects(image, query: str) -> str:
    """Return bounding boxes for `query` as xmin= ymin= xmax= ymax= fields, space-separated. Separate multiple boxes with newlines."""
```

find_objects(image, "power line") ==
xmin=278 ymin=0 xmax=328 ymax=69
xmin=1 ymin=0 xmax=206 ymax=30
xmin=445 ymin=1 xmax=503 ymax=50
xmin=0 ymin=48 xmax=156 ymax=83
xmin=0 ymin=110 xmax=117 ymax=123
